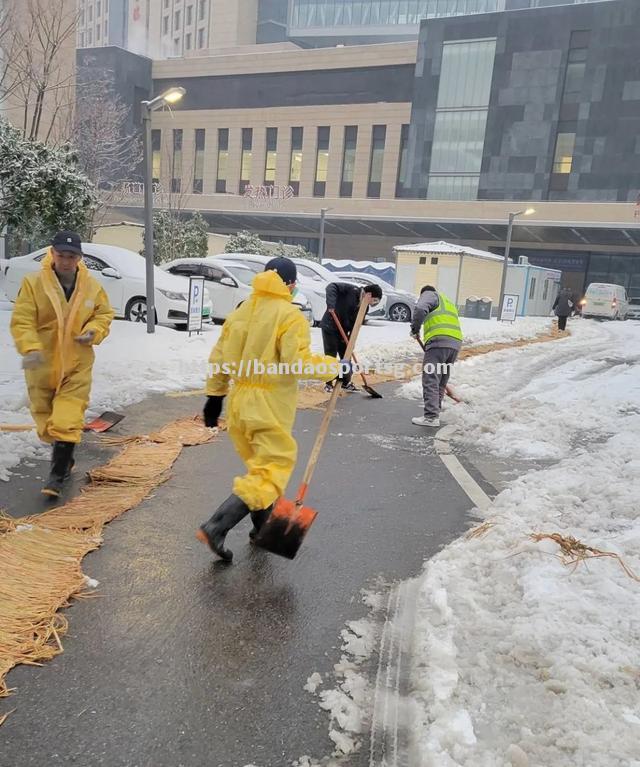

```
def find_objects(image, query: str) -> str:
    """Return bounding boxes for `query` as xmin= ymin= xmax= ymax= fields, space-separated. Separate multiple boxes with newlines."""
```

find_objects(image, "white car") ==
xmin=2 ymin=243 xmax=213 ymax=328
xmin=332 ymin=271 xmax=415 ymax=322
xmin=162 ymin=258 xmax=252 ymax=321
xmin=218 ymin=252 xmax=386 ymax=322
xmin=581 ymin=282 xmax=629 ymax=320
xmin=208 ymin=253 xmax=315 ymax=323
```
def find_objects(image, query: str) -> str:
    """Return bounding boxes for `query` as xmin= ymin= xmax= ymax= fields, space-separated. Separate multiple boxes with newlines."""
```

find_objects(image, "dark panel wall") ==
xmin=154 ymin=64 xmax=416 ymax=110
xmin=406 ymin=0 xmax=640 ymax=203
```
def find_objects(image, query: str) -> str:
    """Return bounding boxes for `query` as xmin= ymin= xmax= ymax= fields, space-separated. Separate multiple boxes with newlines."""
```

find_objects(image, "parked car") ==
xmin=210 ymin=253 xmax=319 ymax=324
xmin=217 ymin=253 xmax=387 ymax=322
xmin=162 ymin=258 xmax=252 ymax=321
xmin=626 ymin=297 xmax=640 ymax=320
xmin=164 ymin=255 xmax=313 ymax=324
xmin=332 ymin=271 xmax=416 ymax=322
xmin=2 ymin=244 xmax=213 ymax=328
xmin=580 ymin=282 xmax=629 ymax=320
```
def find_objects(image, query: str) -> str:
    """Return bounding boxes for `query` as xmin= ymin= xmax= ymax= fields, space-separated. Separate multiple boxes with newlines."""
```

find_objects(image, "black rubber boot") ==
xmin=196 ymin=494 xmax=251 ymax=562
xmin=249 ymin=505 xmax=273 ymax=542
xmin=42 ymin=441 xmax=76 ymax=498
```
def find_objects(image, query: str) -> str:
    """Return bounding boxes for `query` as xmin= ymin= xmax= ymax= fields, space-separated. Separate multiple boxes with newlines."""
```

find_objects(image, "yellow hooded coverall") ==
xmin=206 ymin=269 xmax=340 ymax=511
xmin=10 ymin=249 xmax=114 ymax=444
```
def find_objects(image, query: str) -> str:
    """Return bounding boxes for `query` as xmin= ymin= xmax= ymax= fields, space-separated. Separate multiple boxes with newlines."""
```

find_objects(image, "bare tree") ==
xmin=73 ymin=67 xmax=143 ymax=233
xmin=0 ymin=0 xmax=77 ymax=144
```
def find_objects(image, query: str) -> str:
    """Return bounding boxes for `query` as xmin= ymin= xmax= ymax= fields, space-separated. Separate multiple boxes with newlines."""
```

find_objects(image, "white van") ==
xmin=581 ymin=283 xmax=629 ymax=320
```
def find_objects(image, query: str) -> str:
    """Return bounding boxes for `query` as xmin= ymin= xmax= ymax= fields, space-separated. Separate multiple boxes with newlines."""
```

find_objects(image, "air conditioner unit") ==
xmin=518 ymin=255 xmax=529 ymax=265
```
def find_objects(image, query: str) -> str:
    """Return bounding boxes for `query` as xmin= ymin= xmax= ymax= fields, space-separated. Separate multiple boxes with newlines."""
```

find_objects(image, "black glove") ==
xmin=203 ymin=396 xmax=224 ymax=428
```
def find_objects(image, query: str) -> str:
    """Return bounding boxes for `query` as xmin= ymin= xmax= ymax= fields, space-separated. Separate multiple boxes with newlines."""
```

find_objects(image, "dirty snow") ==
xmin=400 ymin=318 xmax=640 ymax=767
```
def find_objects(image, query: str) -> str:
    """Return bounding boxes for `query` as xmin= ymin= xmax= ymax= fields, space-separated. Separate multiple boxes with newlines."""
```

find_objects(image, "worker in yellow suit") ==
xmin=10 ymin=231 xmax=114 ymax=497
xmin=196 ymin=257 xmax=340 ymax=562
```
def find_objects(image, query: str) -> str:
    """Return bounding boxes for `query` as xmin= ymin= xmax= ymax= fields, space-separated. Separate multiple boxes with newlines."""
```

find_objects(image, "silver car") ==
xmin=332 ymin=271 xmax=416 ymax=322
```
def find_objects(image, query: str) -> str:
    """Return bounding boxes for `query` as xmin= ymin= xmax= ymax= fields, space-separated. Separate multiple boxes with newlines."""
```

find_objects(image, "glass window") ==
xmin=529 ymin=277 xmax=537 ymax=300
xmin=563 ymin=61 xmax=586 ymax=99
xmin=175 ymin=10 xmax=181 ymax=30
xmin=83 ymin=255 xmax=109 ymax=271
xmin=437 ymin=39 xmax=497 ymax=109
xmin=543 ymin=280 xmax=549 ymax=300
xmin=185 ymin=32 xmax=192 ymax=49
xmin=163 ymin=15 xmax=169 ymax=34
xmin=152 ymin=129 xmax=161 ymax=185
xmin=264 ymin=127 xmax=278 ymax=186
xmin=216 ymin=128 xmax=229 ymax=193
xmin=197 ymin=28 xmax=205 ymax=48
xmin=430 ymin=110 xmax=489 ymax=174
xmin=97 ymin=24 xmax=101 ymax=40
xmin=104 ymin=19 xmax=108 ymax=37
xmin=87 ymin=29 xmax=93 ymax=45
xmin=164 ymin=0 xmax=169 ymax=8
xmin=193 ymin=129 xmax=205 ymax=193
xmin=396 ymin=124 xmax=410 ymax=198
xmin=186 ymin=4 xmax=193 ymax=25
xmin=97 ymin=0 xmax=101 ymax=16
xmin=240 ymin=128 xmax=253 ymax=193
xmin=552 ymin=132 xmax=576 ymax=174
xmin=340 ymin=126 xmax=358 ymax=198
xmin=367 ymin=125 xmax=386 ymax=198
xmin=427 ymin=175 xmax=480 ymax=201
xmin=314 ymin=126 xmax=330 ymax=197
xmin=289 ymin=127 xmax=303 ymax=195
xmin=172 ymin=129 xmax=183 ymax=193
xmin=199 ymin=0 xmax=206 ymax=20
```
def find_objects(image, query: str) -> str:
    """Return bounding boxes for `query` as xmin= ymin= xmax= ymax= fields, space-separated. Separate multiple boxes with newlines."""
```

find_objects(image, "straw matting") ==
xmin=0 ymin=417 xmax=217 ymax=709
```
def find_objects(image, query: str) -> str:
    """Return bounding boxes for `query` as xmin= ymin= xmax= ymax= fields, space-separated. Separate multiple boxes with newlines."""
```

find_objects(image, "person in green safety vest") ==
xmin=410 ymin=285 xmax=463 ymax=427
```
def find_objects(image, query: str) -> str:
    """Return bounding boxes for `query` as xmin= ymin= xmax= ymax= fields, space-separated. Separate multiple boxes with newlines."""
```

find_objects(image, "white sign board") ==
xmin=500 ymin=293 xmax=519 ymax=322
xmin=187 ymin=276 xmax=205 ymax=333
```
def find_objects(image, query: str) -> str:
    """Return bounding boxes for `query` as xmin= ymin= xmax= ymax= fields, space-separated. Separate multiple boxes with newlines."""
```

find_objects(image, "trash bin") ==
xmin=464 ymin=296 xmax=480 ymax=318
xmin=477 ymin=296 xmax=493 ymax=320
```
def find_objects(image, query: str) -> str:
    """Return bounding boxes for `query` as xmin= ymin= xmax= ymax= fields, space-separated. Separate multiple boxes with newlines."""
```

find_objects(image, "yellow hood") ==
xmin=251 ymin=269 xmax=293 ymax=301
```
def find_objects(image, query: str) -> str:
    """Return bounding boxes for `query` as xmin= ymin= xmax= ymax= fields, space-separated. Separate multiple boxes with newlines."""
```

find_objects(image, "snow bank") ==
xmin=405 ymin=319 xmax=640 ymax=766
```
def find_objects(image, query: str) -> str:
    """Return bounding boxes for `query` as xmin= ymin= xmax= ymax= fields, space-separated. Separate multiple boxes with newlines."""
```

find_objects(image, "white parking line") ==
xmin=435 ymin=427 xmax=492 ymax=512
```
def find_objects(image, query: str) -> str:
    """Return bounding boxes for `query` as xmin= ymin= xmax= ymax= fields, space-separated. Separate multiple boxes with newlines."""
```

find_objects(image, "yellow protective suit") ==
xmin=206 ymin=270 xmax=340 ymax=511
xmin=10 ymin=249 xmax=114 ymax=444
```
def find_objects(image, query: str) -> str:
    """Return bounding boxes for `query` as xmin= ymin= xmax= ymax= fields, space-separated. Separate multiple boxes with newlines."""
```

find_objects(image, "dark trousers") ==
xmin=422 ymin=346 xmax=458 ymax=418
xmin=557 ymin=315 xmax=568 ymax=331
xmin=322 ymin=329 xmax=352 ymax=386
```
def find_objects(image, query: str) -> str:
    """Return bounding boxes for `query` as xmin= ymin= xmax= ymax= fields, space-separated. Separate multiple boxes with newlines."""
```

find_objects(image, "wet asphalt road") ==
xmin=0 ymin=384 xmax=474 ymax=767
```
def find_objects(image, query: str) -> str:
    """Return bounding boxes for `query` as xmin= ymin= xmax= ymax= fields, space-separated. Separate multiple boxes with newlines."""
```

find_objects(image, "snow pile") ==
xmin=405 ymin=320 xmax=640 ymax=766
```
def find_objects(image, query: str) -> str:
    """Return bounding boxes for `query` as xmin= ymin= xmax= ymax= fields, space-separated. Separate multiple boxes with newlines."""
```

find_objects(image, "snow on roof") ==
xmin=393 ymin=240 xmax=503 ymax=262
xmin=322 ymin=259 xmax=395 ymax=271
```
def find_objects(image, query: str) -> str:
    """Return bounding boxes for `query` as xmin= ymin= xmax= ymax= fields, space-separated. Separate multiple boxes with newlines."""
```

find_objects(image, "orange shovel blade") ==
xmin=254 ymin=495 xmax=318 ymax=560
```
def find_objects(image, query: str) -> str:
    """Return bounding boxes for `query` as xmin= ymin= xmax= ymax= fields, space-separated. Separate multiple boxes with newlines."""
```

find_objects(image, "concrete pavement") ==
xmin=0 ymin=383 xmax=475 ymax=766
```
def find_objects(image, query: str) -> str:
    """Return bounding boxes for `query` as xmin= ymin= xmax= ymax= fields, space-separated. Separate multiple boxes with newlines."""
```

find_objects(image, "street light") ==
xmin=318 ymin=207 xmax=332 ymax=263
xmin=498 ymin=207 xmax=535 ymax=318
xmin=141 ymin=86 xmax=186 ymax=333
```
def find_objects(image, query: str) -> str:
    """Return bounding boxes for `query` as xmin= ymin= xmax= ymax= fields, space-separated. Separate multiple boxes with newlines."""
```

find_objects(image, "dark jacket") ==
xmin=553 ymin=290 xmax=574 ymax=317
xmin=321 ymin=282 xmax=365 ymax=335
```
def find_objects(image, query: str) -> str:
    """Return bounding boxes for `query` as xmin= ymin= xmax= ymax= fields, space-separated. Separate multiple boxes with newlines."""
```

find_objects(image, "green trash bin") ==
xmin=477 ymin=296 xmax=493 ymax=320
xmin=464 ymin=296 xmax=480 ymax=318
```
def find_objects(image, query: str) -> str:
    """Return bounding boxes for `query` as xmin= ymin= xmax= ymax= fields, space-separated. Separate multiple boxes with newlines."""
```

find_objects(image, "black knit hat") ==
xmin=265 ymin=256 xmax=297 ymax=286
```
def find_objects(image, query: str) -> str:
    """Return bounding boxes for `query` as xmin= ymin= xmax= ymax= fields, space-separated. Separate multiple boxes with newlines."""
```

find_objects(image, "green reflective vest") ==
xmin=422 ymin=292 xmax=463 ymax=344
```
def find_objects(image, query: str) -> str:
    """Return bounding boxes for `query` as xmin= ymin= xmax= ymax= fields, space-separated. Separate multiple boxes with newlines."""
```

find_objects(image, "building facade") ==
xmin=77 ymin=0 xmax=259 ymax=56
xmin=96 ymin=0 xmax=639 ymax=298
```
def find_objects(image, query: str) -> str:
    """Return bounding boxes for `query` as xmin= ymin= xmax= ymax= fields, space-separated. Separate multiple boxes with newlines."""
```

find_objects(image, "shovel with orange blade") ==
xmin=254 ymin=295 xmax=372 ymax=559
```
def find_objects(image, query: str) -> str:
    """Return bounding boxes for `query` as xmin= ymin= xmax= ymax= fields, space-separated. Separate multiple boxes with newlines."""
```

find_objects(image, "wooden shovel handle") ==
xmin=297 ymin=296 xmax=371 ymax=501
xmin=329 ymin=309 xmax=373 ymax=386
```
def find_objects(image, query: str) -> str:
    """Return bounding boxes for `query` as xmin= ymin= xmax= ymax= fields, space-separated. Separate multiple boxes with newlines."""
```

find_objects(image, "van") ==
xmin=581 ymin=283 xmax=629 ymax=320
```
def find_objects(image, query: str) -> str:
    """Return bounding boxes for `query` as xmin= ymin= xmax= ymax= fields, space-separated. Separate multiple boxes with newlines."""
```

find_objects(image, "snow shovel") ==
xmin=0 ymin=412 xmax=125 ymax=434
xmin=414 ymin=337 xmax=463 ymax=404
xmin=254 ymin=296 xmax=372 ymax=560
xmin=83 ymin=411 xmax=125 ymax=432
xmin=328 ymin=310 xmax=382 ymax=399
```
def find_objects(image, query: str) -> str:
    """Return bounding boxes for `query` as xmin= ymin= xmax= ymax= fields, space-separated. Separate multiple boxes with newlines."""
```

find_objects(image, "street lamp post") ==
xmin=318 ymin=207 xmax=331 ymax=263
xmin=141 ymin=86 xmax=186 ymax=333
xmin=498 ymin=207 xmax=535 ymax=318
